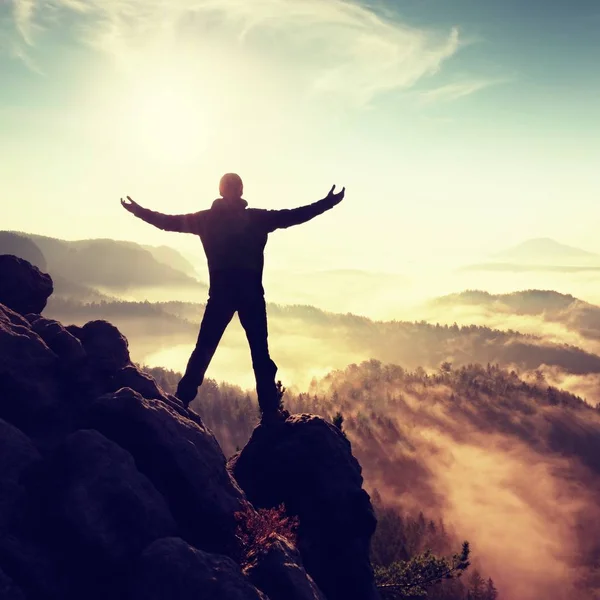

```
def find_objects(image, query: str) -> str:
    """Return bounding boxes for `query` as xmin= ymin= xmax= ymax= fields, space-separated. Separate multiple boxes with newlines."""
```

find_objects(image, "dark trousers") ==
xmin=181 ymin=274 xmax=279 ymax=412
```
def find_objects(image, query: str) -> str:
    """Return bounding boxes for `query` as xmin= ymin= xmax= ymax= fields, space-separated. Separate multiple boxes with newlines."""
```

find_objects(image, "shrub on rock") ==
xmin=230 ymin=414 xmax=379 ymax=600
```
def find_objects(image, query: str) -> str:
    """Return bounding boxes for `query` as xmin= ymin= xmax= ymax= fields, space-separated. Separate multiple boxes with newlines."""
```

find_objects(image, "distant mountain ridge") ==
xmin=141 ymin=244 xmax=198 ymax=276
xmin=0 ymin=231 xmax=206 ymax=297
xmin=460 ymin=238 xmax=600 ymax=273
xmin=495 ymin=238 xmax=598 ymax=263
xmin=432 ymin=289 xmax=579 ymax=314
xmin=46 ymin=293 xmax=600 ymax=378
xmin=428 ymin=288 xmax=600 ymax=351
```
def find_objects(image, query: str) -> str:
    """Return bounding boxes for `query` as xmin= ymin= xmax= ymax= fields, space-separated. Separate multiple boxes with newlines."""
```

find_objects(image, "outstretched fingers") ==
xmin=120 ymin=196 xmax=140 ymax=213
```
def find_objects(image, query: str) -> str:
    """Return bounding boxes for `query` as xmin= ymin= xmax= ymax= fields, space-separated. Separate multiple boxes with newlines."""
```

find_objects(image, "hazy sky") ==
xmin=2 ymin=0 xmax=599 ymax=271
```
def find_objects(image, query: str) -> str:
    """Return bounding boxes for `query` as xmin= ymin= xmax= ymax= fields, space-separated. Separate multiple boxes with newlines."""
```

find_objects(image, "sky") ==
xmin=1 ymin=0 xmax=600 ymax=272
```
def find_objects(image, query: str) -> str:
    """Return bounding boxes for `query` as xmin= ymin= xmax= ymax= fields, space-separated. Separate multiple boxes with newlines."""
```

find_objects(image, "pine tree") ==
xmin=332 ymin=411 xmax=344 ymax=432
xmin=467 ymin=569 xmax=485 ymax=600
xmin=485 ymin=577 xmax=498 ymax=600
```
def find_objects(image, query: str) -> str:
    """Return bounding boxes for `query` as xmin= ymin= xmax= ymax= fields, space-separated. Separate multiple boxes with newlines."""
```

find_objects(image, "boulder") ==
xmin=129 ymin=537 xmax=266 ymax=600
xmin=0 ymin=419 xmax=40 ymax=534
xmin=87 ymin=388 xmax=246 ymax=558
xmin=71 ymin=320 xmax=130 ymax=374
xmin=113 ymin=365 xmax=167 ymax=400
xmin=0 ymin=303 xmax=60 ymax=435
xmin=230 ymin=414 xmax=379 ymax=600
xmin=245 ymin=535 xmax=326 ymax=600
xmin=0 ymin=305 xmax=29 ymax=329
xmin=109 ymin=367 xmax=199 ymax=427
xmin=0 ymin=255 xmax=53 ymax=315
xmin=31 ymin=429 xmax=177 ymax=572
xmin=0 ymin=567 xmax=26 ymax=600
xmin=0 ymin=534 xmax=70 ymax=600
xmin=29 ymin=317 xmax=86 ymax=366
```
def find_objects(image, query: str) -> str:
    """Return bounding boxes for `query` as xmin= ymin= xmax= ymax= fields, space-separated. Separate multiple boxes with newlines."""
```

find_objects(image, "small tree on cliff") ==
xmin=276 ymin=380 xmax=286 ymax=411
xmin=332 ymin=411 xmax=345 ymax=433
xmin=375 ymin=541 xmax=470 ymax=599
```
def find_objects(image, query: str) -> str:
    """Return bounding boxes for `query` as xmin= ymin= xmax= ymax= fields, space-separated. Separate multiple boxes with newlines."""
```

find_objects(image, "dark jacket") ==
xmin=134 ymin=195 xmax=339 ymax=293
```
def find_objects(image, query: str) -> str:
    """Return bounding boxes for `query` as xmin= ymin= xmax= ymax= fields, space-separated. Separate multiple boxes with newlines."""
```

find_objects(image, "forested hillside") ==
xmin=146 ymin=360 xmax=600 ymax=600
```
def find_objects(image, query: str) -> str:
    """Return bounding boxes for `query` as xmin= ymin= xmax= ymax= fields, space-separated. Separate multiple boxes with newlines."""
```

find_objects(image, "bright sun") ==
xmin=125 ymin=74 xmax=212 ymax=164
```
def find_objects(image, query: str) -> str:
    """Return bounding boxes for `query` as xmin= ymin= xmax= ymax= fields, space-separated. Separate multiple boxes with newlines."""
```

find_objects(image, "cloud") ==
xmin=420 ymin=79 xmax=504 ymax=103
xmin=11 ymin=0 xmax=36 ymax=45
xmin=8 ymin=0 xmax=462 ymax=105
xmin=306 ymin=361 xmax=600 ymax=599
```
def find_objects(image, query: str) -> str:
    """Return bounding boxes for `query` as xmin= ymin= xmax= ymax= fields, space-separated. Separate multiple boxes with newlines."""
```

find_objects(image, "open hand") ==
xmin=121 ymin=196 xmax=141 ymax=215
xmin=326 ymin=185 xmax=345 ymax=205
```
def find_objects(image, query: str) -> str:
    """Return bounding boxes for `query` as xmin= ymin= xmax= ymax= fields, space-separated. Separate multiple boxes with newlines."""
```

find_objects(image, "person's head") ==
xmin=219 ymin=173 xmax=243 ymax=200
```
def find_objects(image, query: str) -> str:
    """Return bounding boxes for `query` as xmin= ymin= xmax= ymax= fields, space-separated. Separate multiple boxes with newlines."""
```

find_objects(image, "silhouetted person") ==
xmin=121 ymin=173 xmax=345 ymax=420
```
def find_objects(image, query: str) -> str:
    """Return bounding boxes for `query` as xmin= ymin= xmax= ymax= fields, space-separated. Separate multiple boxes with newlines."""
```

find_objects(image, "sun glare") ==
xmin=124 ymin=74 xmax=213 ymax=164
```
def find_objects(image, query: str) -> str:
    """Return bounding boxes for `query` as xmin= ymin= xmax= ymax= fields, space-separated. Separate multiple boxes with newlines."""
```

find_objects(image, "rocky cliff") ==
xmin=0 ymin=254 xmax=379 ymax=600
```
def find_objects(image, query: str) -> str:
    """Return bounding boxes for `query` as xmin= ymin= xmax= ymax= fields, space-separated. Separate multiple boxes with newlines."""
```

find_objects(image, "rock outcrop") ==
xmin=67 ymin=319 xmax=130 ymax=374
xmin=0 ymin=303 xmax=61 ymax=438
xmin=34 ymin=429 xmax=179 ymax=566
xmin=0 ymin=255 xmax=52 ymax=315
xmin=0 ymin=255 xmax=378 ymax=600
xmin=26 ymin=316 xmax=86 ymax=367
xmin=245 ymin=534 xmax=327 ymax=600
xmin=87 ymin=388 xmax=247 ymax=558
xmin=0 ymin=567 xmax=26 ymax=600
xmin=0 ymin=419 xmax=41 ymax=535
xmin=129 ymin=537 xmax=267 ymax=600
xmin=230 ymin=415 xmax=379 ymax=600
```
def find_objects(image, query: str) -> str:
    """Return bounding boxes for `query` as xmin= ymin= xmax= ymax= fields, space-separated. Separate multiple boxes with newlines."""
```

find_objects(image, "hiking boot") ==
xmin=176 ymin=377 xmax=198 ymax=409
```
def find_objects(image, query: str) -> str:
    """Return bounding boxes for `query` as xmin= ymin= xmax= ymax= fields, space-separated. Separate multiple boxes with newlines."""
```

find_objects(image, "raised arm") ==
xmin=262 ymin=185 xmax=345 ymax=232
xmin=121 ymin=196 xmax=204 ymax=234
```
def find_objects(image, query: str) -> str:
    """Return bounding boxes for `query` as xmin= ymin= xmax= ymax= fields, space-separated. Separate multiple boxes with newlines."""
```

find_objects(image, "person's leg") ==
xmin=237 ymin=293 xmax=280 ymax=414
xmin=177 ymin=296 xmax=235 ymax=407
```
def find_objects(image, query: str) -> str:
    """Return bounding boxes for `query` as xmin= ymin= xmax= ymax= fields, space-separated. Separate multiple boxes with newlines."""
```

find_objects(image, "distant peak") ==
xmin=496 ymin=238 xmax=597 ymax=262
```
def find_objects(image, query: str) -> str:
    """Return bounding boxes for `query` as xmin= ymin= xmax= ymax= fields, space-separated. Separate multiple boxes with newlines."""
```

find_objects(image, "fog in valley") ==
xmin=6 ymin=230 xmax=600 ymax=598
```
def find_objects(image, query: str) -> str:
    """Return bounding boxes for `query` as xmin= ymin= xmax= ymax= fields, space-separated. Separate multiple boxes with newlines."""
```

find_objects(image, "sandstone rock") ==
xmin=0 ymin=255 xmax=53 ymax=315
xmin=34 ymin=429 xmax=177 ymax=569
xmin=0 ymin=305 xmax=29 ymax=329
xmin=75 ymin=320 xmax=130 ymax=373
xmin=30 ymin=317 xmax=86 ymax=366
xmin=0 ymin=268 xmax=382 ymax=600
xmin=110 ymin=367 xmax=200 ymax=427
xmin=65 ymin=324 xmax=83 ymax=340
xmin=113 ymin=365 xmax=167 ymax=400
xmin=0 ymin=303 xmax=60 ymax=435
xmin=230 ymin=414 xmax=379 ymax=600
xmin=246 ymin=534 xmax=326 ymax=600
xmin=87 ymin=388 xmax=246 ymax=558
xmin=0 ymin=534 xmax=70 ymax=600
xmin=129 ymin=537 xmax=266 ymax=600
xmin=0 ymin=419 xmax=40 ymax=534
xmin=0 ymin=566 xmax=26 ymax=600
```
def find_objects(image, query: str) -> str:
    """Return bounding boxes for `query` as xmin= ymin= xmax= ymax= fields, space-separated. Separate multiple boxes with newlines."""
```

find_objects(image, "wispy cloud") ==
xmin=9 ymin=0 xmax=463 ymax=106
xmin=420 ymin=79 xmax=506 ymax=104
xmin=12 ymin=0 xmax=36 ymax=45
